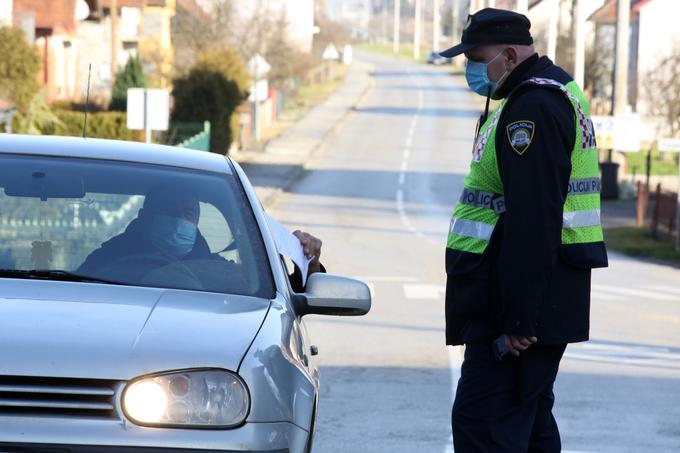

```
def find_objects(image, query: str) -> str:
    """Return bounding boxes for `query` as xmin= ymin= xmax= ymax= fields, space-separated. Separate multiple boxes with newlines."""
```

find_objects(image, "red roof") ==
xmin=588 ymin=0 xmax=654 ymax=24
xmin=14 ymin=0 xmax=77 ymax=31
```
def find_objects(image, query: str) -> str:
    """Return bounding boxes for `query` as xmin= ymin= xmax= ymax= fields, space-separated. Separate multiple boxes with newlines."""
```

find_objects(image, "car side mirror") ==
xmin=293 ymin=273 xmax=371 ymax=317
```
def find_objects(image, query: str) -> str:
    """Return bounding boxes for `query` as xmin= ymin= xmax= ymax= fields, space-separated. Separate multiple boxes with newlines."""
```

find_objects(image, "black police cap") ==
xmin=439 ymin=8 xmax=533 ymax=58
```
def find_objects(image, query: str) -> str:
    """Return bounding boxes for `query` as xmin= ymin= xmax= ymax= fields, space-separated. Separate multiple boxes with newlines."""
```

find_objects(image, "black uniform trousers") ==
xmin=452 ymin=341 xmax=567 ymax=453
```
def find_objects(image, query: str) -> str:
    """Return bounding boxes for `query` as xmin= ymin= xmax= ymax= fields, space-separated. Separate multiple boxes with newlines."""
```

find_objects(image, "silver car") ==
xmin=0 ymin=134 xmax=371 ymax=453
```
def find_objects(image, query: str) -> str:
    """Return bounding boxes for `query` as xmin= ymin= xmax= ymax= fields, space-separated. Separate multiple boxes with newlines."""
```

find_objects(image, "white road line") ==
xmin=403 ymin=284 xmax=445 ymax=299
xmin=445 ymin=346 xmax=463 ymax=453
xmin=591 ymin=284 xmax=679 ymax=301
xmin=643 ymin=284 xmax=680 ymax=296
xmin=590 ymin=290 xmax=627 ymax=301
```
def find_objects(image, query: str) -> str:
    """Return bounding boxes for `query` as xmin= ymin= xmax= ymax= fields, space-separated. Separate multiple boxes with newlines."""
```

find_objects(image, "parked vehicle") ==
xmin=0 ymin=134 xmax=371 ymax=453
xmin=426 ymin=50 xmax=452 ymax=65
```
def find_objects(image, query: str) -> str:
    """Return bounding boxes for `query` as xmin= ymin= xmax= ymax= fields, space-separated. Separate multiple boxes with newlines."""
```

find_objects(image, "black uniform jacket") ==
xmin=445 ymin=55 xmax=608 ymax=346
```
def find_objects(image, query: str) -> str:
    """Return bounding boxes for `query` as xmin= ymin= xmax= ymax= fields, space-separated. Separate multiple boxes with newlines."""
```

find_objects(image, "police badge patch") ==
xmin=506 ymin=120 xmax=535 ymax=155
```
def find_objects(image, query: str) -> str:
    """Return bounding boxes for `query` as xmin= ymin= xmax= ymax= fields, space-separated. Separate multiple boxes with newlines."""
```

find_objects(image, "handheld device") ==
xmin=492 ymin=335 xmax=510 ymax=361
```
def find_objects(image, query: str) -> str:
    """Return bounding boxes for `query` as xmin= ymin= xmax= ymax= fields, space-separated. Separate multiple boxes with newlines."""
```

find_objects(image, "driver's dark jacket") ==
xmin=78 ymin=217 xmax=311 ymax=293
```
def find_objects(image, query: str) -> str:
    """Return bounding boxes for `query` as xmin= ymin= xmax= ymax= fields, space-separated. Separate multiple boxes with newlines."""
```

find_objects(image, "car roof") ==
xmin=0 ymin=134 xmax=232 ymax=174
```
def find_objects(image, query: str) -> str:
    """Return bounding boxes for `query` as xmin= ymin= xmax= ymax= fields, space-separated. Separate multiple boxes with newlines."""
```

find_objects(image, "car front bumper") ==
xmin=0 ymin=416 xmax=308 ymax=453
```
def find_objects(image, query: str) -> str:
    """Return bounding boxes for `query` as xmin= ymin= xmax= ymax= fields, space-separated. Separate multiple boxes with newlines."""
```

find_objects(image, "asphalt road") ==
xmin=263 ymin=53 xmax=680 ymax=453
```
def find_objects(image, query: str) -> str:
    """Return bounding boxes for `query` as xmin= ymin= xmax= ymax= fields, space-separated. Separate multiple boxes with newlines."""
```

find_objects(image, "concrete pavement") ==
xmin=240 ymin=51 xmax=680 ymax=452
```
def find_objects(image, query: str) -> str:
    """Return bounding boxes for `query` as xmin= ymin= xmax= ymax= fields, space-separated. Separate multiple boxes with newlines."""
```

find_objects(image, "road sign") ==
xmin=658 ymin=138 xmax=680 ymax=153
xmin=126 ymin=88 xmax=169 ymax=142
xmin=247 ymin=54 xmax=271 ymax=80
xmin=343 ymin=45 xmax=353 ymax=65
xmin=248 ymin=79 xmax=269 ymax=103
xmin=612 ymin=113 xmax=642 ymax=152
xmin=592 ymin=116 xmax=615 ymax=149
xmin=322 ymin=43 xmax=340 ymax=61
xmin=592 ymin=114 xmax=642 ymax=152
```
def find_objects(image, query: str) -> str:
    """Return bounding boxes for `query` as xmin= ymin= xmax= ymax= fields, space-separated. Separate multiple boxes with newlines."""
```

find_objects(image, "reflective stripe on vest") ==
xmin=449 ymin=217 xmax=494 ymax=241
xmin=563 ymin=209 xmax=601 ymax=229
xmin=447 ymin=78 xmax=603 ymax=255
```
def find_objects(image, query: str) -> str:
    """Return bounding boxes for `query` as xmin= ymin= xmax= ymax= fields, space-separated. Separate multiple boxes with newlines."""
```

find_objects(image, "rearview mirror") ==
xmin=4 ymin=171 xmax=85 ymax=200
xmin=294 ymin=273 xmax=371 ymax=317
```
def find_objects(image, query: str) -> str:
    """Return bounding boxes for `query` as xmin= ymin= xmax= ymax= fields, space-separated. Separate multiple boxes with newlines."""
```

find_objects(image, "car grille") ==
xmin=0 ymin=375 xmax=120 ymax=418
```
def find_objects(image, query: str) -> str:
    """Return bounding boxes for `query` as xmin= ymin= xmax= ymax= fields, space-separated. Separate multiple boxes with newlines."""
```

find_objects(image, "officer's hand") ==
xmin=293 ymin=230 xmax=323 ymax=274
xmin=504 ymin=335 xmax=538 ymax=357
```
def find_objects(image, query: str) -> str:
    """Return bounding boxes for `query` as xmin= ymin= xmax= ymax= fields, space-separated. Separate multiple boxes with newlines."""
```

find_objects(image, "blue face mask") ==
xmin=465 ymin=51 xmax=508 ymax=97
xmin=151 ymin=215 xmax=197 ymax=257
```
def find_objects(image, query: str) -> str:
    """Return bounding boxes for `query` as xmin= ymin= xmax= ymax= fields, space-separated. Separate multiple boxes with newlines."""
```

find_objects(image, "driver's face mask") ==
xmin=151 ymin=215 xmax=197 ymax=257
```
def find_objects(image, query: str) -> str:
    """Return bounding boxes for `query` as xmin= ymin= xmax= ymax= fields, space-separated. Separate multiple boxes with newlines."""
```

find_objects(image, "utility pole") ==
xmin=413 ymin=0 xmax=421 ymax=60
xmin=393 ymin=0 xmax=401 ymax=53
xmin=546 ymin=0 xmax=558 ymax=61
xmin=451 ymin=0 xmax=460 ymax=40
xmin=573 ymin=0 xmax=585 ymax=88
xmin=433 ymin=0 xmax=441 ymax=52
xmin=110 ymin=0 xmax=118 ymax=89
xmin=516 ymin=0 xmax=529 ymax=14
xmin=614 ymin=0 xmax=631 ymax=114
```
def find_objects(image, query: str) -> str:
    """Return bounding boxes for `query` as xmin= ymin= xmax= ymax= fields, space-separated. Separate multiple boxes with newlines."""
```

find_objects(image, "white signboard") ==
xmin=322 ymin=43 xmax=340 ymax=61
xmin=247 ymin=54 xmax=271 ymax=80
xmin=658 ymin=138 xmax=680 ymax=153
xmin=591 ymin=116 xmax=615 ymax=149
xmin=248 ymin=79 xmax=269 ymax=103
xmin=591 ymin=114 xmax=641 ymax=152
xmin=612 ymin=113 xmax=642 ymax=152
xmin=126 ymin=88 xmax=169 ymax=131
xmin=342 ymin=44 xmax=353 ymax=65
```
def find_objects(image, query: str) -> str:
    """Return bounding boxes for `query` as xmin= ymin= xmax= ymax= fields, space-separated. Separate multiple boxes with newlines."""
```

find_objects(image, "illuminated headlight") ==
xmin=122 ymin=370 xmax=250 ymax=428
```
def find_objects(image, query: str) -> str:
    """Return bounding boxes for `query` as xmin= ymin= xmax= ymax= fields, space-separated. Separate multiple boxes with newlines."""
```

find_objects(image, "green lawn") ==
xmin=624 ymin=149 xmax=679 ymax=176
xmin=356 ymin=42 xmax=429 ymax=63
xmin=604 ymin=226 xmax=680 ymax=265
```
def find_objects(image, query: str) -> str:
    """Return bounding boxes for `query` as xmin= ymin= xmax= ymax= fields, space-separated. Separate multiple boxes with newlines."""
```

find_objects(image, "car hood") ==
xmin=0 ymin=279 xmax=271 ymax=380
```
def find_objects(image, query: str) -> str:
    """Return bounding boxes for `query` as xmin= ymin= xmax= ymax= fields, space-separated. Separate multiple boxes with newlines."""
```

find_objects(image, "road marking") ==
xmin=403 ymin=283 xmax=445 ymax=299
xmin=445 ymin=346 xmax=463 ymax=453
xmin=590 ymin=290 xmax=626 ymax=301
xmin=643 ymin=284 xmax=680 ymax=296
xmin=591 ymin=284 xmax=679 ymax=301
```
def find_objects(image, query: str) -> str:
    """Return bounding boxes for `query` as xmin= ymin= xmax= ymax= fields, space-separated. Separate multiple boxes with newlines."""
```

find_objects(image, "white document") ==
xmin=266 ymin=214 xmax=311 ymax=286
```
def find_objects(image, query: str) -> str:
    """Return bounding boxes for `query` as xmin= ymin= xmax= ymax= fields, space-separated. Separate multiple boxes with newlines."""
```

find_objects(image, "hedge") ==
xmin=44 ymin=110 xmax=134 ymax=141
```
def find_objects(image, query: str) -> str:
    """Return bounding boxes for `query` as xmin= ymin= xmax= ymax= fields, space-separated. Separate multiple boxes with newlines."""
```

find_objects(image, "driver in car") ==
xmin=77 ymin=186 xmax=323 ymax=292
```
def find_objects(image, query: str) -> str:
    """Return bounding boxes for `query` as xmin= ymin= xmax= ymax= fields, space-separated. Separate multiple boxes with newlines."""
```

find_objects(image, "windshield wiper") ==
xmin=0 ymin=269 xmax=126 ymax=286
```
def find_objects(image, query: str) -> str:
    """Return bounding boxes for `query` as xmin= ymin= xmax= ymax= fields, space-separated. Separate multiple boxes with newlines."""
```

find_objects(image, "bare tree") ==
xmin=643 ymin=46 xmax=680 ymax=137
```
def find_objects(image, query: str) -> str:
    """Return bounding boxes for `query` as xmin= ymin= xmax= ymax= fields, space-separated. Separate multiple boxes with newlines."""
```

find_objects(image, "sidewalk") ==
xmin=234 ymin=57 xmax=374 ymax=207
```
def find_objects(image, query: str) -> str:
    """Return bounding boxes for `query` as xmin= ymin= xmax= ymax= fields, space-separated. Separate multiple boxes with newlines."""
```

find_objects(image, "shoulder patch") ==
xmin=506 ymin=120 xmax=535 ymax=155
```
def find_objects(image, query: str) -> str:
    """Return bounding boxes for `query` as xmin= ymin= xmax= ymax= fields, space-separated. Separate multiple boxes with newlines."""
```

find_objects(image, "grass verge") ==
xmin=625 ymin=150 xmax=679 ymax=176
xmin=604 ymin=226 xmax=680 ymax=265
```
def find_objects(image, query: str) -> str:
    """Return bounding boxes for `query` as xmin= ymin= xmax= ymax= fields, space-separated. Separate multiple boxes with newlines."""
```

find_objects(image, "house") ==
xmin=76 ymin=0 xmax=177 ymax=101
xmin=589 ymin=0 xmax=680 ymax=139
xmin=0 ymin=0 xmax=12 ymax=25
xmin=13 ymin=0 xmax=82 ymax=102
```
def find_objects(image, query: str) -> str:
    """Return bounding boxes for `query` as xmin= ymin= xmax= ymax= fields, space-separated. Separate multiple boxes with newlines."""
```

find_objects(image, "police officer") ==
xmin=439 ymin=8 xmax=608 ymax=452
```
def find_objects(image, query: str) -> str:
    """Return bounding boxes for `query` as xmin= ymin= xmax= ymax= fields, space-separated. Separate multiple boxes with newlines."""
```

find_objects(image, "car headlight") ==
xmin=122 ymin=369 xmax=250 ymax=428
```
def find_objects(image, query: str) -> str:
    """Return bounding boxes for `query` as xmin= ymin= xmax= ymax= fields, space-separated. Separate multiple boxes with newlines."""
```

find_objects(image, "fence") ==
xmin=163 ymin=121 xmax=211 ymax=152
xmin=177 ymin=121 xmax=210 ymax=151
xmin=636 ymin=181 xmax=678 ymax=240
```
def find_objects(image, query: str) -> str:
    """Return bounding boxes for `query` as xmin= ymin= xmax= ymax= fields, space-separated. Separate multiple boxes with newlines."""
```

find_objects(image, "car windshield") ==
xmin=0 ymin=153 xmax=274 ymax=298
